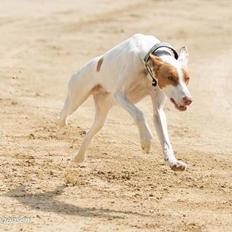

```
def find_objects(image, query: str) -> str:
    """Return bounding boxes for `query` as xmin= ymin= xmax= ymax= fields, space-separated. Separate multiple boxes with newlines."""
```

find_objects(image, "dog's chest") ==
xmin=126 ymin=76 xmax=151 ymax=103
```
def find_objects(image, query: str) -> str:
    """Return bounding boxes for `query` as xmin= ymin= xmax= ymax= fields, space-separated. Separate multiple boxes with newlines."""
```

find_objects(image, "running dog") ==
xmin=59 ymin=33 xmax=192 ymax=171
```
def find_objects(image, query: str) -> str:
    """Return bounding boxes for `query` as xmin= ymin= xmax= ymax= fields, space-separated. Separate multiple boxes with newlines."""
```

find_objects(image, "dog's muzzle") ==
xmin=170 ymin=97 xmax=192 ymax=111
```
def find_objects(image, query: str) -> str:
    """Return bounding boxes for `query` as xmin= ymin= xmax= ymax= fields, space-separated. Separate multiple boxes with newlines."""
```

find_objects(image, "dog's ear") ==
xmin=149 ymin=54 xmax=164 ymax=72
xmin=178 ymin=46 xmax=189 ymax=66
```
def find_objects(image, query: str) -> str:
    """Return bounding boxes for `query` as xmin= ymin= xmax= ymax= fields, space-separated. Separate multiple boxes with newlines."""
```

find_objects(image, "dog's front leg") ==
xmin=151 ymin=91 xmax=187 ymax=171
xmin=114 ymin=92 xmax=152 ymax=154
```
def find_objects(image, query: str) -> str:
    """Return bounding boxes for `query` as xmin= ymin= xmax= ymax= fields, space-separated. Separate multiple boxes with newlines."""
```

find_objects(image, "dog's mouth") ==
xmin=170 ymin=98 xmax=187 ymax=111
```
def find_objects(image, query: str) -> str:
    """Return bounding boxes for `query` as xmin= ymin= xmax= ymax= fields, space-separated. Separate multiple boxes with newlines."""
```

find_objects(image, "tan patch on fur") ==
xmin=96 ymin=57 xmax=104 ymax=72
xmin=182 ymin=67 xmax=190 ymax=85
xmin=155 ymin=63 xmax=179 ymax=89
xmin=91 ymin=84 xmax=108 ymax=95
xmin=149 ymin=54 xmax=179 ymax=89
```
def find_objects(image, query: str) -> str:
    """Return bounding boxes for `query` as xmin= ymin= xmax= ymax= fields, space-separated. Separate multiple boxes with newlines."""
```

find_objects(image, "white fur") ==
xmin=59 ymin=33 xmax=192 ymax=171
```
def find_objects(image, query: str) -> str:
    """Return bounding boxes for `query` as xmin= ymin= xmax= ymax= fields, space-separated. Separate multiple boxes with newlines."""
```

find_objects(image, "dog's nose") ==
xmin=183 ymin=96 xmax=192 ymax=105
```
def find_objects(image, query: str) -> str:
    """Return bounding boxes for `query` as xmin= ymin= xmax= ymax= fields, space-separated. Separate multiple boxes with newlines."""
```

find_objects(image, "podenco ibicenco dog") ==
xmin=59 ymin=33 xmax=192 ymax=171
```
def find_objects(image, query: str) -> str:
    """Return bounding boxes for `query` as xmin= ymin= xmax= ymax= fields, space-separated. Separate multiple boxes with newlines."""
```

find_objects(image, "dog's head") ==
xmin=149 ymin=47 xmax=192 ymax=111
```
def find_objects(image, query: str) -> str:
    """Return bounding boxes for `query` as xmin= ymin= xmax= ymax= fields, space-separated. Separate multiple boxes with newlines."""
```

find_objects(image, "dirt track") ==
xmin=0 ymin=0 xmax=232 ymax=231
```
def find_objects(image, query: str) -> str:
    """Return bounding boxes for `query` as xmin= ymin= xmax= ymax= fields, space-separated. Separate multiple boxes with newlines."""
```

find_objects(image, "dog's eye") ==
xmin=168 ymin=76 xmax=174 ymax=81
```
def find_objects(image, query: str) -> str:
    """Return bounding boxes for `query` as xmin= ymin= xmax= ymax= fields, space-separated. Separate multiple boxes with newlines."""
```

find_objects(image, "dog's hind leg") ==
xmin=73 ymin=93 xmax=112 ymax=163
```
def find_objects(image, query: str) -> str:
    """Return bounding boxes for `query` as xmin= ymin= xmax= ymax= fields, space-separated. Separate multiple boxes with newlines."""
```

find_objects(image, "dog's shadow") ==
xmin=6 ymin=185 xmax=150 ymax=219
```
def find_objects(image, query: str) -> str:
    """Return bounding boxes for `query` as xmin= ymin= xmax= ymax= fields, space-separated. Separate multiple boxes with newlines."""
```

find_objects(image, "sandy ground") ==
xmin=0 ymin=0 xmax=232 ymax=231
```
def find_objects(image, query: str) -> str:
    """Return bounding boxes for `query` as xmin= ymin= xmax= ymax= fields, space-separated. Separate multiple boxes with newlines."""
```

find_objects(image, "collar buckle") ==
xmin=145 ymin=62 xmax=158 ymax=88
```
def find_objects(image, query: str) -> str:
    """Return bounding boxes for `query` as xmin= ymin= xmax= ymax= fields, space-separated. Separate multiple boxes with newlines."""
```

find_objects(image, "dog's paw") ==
xmin=72 ymin=153 xmax=85 ymax=164
xmin=141 ymin=141 xmax=151 ymax=154
xmin=140 ymin=132 xmax=152 ymax=154
xmin=168 ymin=159 xmax=187 ymax=171
xmin=58 ymin=118 xmax=67 ymax=128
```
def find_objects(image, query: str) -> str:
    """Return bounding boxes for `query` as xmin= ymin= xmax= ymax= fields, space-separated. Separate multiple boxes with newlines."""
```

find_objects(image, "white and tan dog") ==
xmin=59 ymin=33 xmax=192 ymax=171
